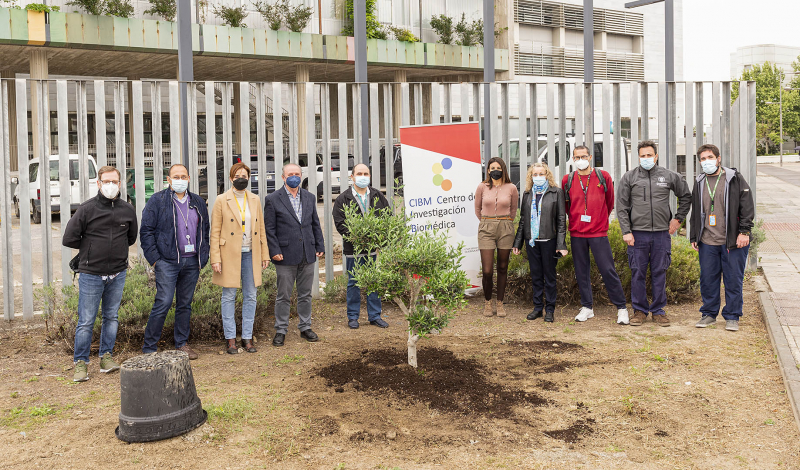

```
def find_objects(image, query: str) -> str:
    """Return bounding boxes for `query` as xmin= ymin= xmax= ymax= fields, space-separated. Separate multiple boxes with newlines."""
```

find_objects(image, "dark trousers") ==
xmin=143 ymin=255 xmax=201 ymax=353
xmin=627 ymin=230 xmax=671 ymax=316
xmin=571 ymin=236 xmax=628 ymax=309
xmin=698 ymin=242 xmax=749 ymax=320
xmin=274 ymin=262 xmax=315 ymax=334
xmin=526 ymin=239 xmax=557 ymax=313
xmin=346 ymin=255 xmax=382 ymax=321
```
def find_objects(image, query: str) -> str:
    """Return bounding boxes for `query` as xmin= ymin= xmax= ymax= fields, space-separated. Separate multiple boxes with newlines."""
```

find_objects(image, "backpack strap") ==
xmin=564 ymin=171 xmax=576 ymax=208
xmin=594 ymin=168 xmax=608 ymax=193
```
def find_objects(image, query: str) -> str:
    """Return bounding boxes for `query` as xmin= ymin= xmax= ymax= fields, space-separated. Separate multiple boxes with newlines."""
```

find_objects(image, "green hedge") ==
xmin=40 ymin=260 xmax=277 ymax=351
xmin=505 ymin=220 xmax=701 ymax=306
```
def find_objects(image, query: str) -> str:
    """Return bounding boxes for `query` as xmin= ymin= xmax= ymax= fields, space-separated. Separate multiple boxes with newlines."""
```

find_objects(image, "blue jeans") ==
xmin=627 ymin=230 xmax=671 ymax=316
xmin=221 ymin=251 xmax=257 ymax=340
xmin=73 ymin=270 xmax=127 ymax=363
xmin=142 ymin=256 xmax=201 ymax=353
xmin=698 ymin=242 xmax=749 ymax=320
xmin=346 ymin=255 xmax=382 ymax=321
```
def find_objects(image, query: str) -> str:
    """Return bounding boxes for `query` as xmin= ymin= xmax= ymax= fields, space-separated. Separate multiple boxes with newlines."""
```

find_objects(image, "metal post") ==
xmin=779 ymin=84 xmax=783 ymax=166
xmin=16 ymin=79 xmax=33 ymax=320
xmin=177 ymin=0 xmax=193 ymax=167
xmin=0 ymin=80 xmax=13 ymax=320
xmin=665 ymin=0 xmax=674 ymax=81
xmin=354 ymin=0 xmax=369 ymax=164
xmin=584 ymin=0 xmax=593 ymax=83
xmin=483 ymin=0 xmax=495 ymax=164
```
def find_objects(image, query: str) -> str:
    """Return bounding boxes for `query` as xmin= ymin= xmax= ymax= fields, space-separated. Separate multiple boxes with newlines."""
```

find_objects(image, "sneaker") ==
xmin=370 ymin=318 xmax=389 ymax=328
xmin=725 ymin=320 xmax=739 ymax=331
xmin=630 ymin=310 xmax=647 ymax=326
xmin=695 ymin=316 xmax=716 ymax=328
xmin=617 ymin=308 xmax=630 ymax=325
xmin=653 ymin=314 xmax=671 ymax=327
xmin=99 ymin=353 xmax=120 ymax=373
xmin=575 ymin=307 xmax=594 ymax=322
xmin=73 ymin=360 xmax=89 ymax=382
xmin=496 ymin=301 xmax=507 ymax=318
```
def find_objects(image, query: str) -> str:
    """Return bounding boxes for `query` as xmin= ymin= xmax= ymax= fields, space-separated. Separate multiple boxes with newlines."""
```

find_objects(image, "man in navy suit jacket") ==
xmin=264 ymin=163 xmax=325 ymax=347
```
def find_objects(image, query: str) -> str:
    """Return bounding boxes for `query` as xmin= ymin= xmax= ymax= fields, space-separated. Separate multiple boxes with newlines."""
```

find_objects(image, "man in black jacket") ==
xmin=332 ymin=163 xmax=391 ymax=329
xmin=62 ymin=166 xmax=138 ymax=382
xmin=690 ymin=144 xmax=754 ymax=332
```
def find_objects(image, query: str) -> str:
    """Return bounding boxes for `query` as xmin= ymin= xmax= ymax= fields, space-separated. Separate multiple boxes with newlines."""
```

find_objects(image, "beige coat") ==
xmin=210 ymin=189 xmax=270 ymax=288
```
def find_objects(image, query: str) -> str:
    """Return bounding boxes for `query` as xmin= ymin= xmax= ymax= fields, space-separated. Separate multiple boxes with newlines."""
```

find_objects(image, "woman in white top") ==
xmin=210 ymin=162 xmax=270 ymax=354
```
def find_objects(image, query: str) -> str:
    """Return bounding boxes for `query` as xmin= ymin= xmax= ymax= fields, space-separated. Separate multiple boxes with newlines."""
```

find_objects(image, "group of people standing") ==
xmin=476 ymin=140 xmax=754 ymax=331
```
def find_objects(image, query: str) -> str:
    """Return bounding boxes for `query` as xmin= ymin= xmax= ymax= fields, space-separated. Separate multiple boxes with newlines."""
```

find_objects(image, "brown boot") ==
xmin=483 ymin=300 xmax=494 ymax=317
xmin=496 ymin=300 xmax=507 ymax=318
xmin=653 ymin=314 xmax=671 ymax=327
xmin=630 ymin=310 xmax=647 ymax=326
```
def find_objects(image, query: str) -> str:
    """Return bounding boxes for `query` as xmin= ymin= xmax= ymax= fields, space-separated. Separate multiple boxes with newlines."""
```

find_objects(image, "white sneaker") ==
xmin=617 ymin=308 xmax=630 ymax=325
xmin=575 ymin=307 xmax=594 ymax=322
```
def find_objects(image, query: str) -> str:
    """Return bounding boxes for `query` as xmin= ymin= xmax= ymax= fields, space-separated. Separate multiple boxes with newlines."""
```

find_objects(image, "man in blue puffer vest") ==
xmin=139 ymin=164 xmax=210 ymax=359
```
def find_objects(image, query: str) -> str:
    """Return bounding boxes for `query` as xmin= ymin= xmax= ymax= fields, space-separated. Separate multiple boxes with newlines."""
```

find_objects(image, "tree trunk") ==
xmin=407 ymin=333 xmax=420 ymax=368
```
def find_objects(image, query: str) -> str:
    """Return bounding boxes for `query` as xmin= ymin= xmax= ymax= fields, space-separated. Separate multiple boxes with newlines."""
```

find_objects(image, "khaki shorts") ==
xmin=478 ymin=218 xmax=515 ymax=250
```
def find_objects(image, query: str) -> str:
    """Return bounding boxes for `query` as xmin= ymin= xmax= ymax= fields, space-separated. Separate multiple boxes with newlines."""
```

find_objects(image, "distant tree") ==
xmin=66 ymin=0 xmax=104 ymax=16
xmin=144 ymin=0 xmax=176 ymax=22
xmin=281 ymin=0 xmax=312 ymax=32
xmin=430 ymin=14 xmax=454 ymax=44
xmin=104 ymin=0 xmax=133 ymax=17
xmin=253 ymin=0 xmax=282 ymax=30
xmin=214 ymin=4 xmax=247 ymax=28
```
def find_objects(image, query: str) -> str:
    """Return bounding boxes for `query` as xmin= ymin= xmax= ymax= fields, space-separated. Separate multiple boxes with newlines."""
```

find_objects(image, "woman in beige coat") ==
xmin=210 ymin=162 xmax=270 ymax=354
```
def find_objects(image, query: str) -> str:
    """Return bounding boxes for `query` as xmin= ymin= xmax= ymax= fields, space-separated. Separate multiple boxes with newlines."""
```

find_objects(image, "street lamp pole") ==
xmin=625 ymin=0 xmax=674 ymax=81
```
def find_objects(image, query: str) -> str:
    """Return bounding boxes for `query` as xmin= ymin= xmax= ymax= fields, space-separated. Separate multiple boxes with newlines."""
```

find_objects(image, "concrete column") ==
xmin=495 ymin=0 xmax=512 ymax=81
xmin=30 ymin=50 xmax=48 ymax=163
xmin=296 ymin=65 xmax=310 ymax=154
xmin=594 ymin=31 xmax=607 ymax=51
xmin=233 ymin=84 xmax=241 ymax=154
xmin=552 ymin=27 xmax=566 ymax=48
xmin=1 ymin=71 xmax=18 ymax=172
xmin=633 ymin=36 xmax=643 ymax=54
xmin=392 ymin=70 xmax=407 ymax=135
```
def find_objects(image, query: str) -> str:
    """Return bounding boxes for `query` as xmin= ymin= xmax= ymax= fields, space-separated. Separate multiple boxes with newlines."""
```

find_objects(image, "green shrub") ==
xmin=214 ymin=4 xmax=247 ymax=28
xmin=430 ymin=14 xmax=454 ymax=44
xmin=505 ymin=219 xmax=700 ymax=305
xmin=341 ymin=0 xmax=386 ymax=39
xmin=253 ymin=0 xmax=282 ymax=30
xmin=103 ymin=0 xmax=133 ymax=17
xmin=387 ymin=26 xmax=419 ymax=43
xmin=41 ymin=259 xmax=277 ymax=352
xmin=144 ymin=0 xmax=176 ymax=22
xmin=66 ymin=0 xmax=103 ymax=15
xmin=322 ymin=272 xmax=348 ymax=303
xmin=281 ymin=0 xmax=312 ymax=32
xmin=25 ymin=3 xmax=60 ymax=12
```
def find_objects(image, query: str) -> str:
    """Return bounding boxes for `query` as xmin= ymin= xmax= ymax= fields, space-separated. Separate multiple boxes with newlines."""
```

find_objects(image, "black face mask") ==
xmin=232 ymin=177 xmax=248 ymax=191
xmin=489 ymin=170 xmax=503 ymax=180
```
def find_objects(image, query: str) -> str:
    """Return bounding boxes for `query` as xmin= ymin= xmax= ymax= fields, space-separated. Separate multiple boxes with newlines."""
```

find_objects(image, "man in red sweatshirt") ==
xmin=561 ymin=145 xmax=629 ymax=325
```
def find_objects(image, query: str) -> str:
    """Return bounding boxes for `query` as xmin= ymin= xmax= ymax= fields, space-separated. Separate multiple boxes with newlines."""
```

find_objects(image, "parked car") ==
xmin=299 ymin=153 xmax=354 ymax=201
xmin=12 ymin=154 xmax=98 ymax=224
xmin=125 ymin=167 xmax=169 ymax=207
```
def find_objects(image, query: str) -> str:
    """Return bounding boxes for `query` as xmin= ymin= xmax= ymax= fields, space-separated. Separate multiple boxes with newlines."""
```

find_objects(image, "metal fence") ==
xmin=0 ymin=79 xmax=757 ymax=321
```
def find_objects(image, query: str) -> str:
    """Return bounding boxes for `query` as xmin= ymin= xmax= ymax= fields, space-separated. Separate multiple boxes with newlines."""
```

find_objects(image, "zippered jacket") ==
xmin=139 ymin=188 xmax=210 ymax=268
xmin=332 ymin=186 xmax=391 ymax=256
xmin=616 ymin=164 xmax=692 ymax=234
xmin=62 ymin=193 xmax=138 ymax=276
xmin=513 ymin=186 xmax=568 ymax=251
xmin=689 ymin=166 xmax=754 ymax=249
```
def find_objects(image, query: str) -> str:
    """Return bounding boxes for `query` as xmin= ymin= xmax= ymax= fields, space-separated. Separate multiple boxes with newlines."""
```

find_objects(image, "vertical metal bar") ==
xmin=665 ymin=0 xmax=674 ymax=81
xmin=738 ymin=81 xmax=748 ymax=182
xmin=630 ymin=82 xmax=639 ymax=161
xmin=430 ymin=83 xmax=440 ymax=125
xmin=176 ymin=0 xmax=193 ymax=167
xmin=472 ymin=83 xmax=480 ymax=123
xmin=370 ymin=83 xmax=380 ymax=180
xmin=114 ymin=82 xmax=127 ymax=202
xmin=36 ymin=80 xmax=53 ymax=289
xmin=574 ymin=83 xmax=583 ymax=147
xmin=132 ymin=81 xmax=146 ymax=251
xmin=517 ymin=83 xmax=527 ymax=204
xmin=546 ymin=83 xmax=555 ymax=169
xmin=501 ymin=83 xmax=510 ymax=169
xmin=490 ymin=83 xmax=499 ymax=160
xmin=530 ymin=83 xmax=538 ymax=168
xmin=187 ymin=83 xmax=199 ymax=194
xmin=305 ymin=82 xmax=319 ymax=298
xmin=721 ymin=81 xmax=731 ymax=168
xmin=460 ymin=83 xmax=469 ymax=124
xmin=602 ymin=83 xmax=611 ymax=176
xmin=584 ymin=83 xmax=594 ymax=160
xmin=747 ymin=81 xmax=757 ymax=270
xmin=557 ymin=83 xmax=566 ymax=179
xmin=351 ymin=84 xmax=361 ymax=166
xmin=205 ymin=81 xmax=217 ymax=203
xmin=0 ymin=80 xmax=14 ymax=319
xmin=613 ymin=83 xmax=622 ymax=183
xmin=695 ymin=82 xmax=704 ymax=163
xmin=336 ymin=82 xmax=347 ymax=183
xmin=658 ymin=82 xmax=667 ymax=168
xmin=401 ymin=83 xmax=410 ymax=127
xmin=444 ymin=83 xmax=452 ymax=123
xmin=16 ymin=78 xmax=33 ymax=320
xmin=321 ymin=84 xmax=333 ymax=282
xmin=255 ymin=83 xmax=267 ymax=199
xmin=583 ymin=0 xmax=594 ymax=82
xmin=77 ymin=81 xmax=89 ymax=202
xmin=152 ymin=81 xmax=163 ymax=192
xmin=483 ymin=0 xmax=495 ymax=83
xmin=668 ymin=81 xmax=677 ymax=170
xmin=383 ymin=83 xmax=394 ymax=201
xmin=94 ymin=80 xmax=106 ymax=168
xmin=239 ymin=81 xmax=251 ymax=182
xmin=413 ymin=83 xmax=422 ymax=126
xmin=169 ymin=80 xmax=182 ymax=168
xmin=685 ymin=81 xmax=694 ymax=240
xmin=641 ymin=82 xmax=649 ymax=141
xmin=273 ymin=82 xmax=284 ymax=190
xmin=711 ymin=81 xmax=720 ymax=148
xmin=221 ymin=82 xmax=233 ymax=189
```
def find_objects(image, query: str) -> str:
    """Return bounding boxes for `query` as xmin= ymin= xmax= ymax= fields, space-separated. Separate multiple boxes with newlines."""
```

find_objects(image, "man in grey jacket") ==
xmin=616 ymin=140 xmax=692 ymax=327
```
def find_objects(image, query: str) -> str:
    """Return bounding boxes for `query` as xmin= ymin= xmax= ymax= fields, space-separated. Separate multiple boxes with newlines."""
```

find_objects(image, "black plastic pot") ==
xmin=115 ymin=350 xmax=207 ymax=443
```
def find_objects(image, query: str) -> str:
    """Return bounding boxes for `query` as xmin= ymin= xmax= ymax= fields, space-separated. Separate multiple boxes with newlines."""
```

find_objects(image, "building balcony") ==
xmin=514 ymin=0 xmax=644 ymax=37
xmin=514 ymin=44 xmax=644 ymax=80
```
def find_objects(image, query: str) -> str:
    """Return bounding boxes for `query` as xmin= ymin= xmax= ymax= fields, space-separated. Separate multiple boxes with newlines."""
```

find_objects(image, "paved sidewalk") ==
xmin=756 ymin=163 xmax=800 ymax=428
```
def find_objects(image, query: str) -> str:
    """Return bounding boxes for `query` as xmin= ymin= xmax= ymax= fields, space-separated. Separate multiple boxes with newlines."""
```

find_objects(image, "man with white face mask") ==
xmin=562 ymin=146 xmax=629 ymax=325
xmin=63 ymin=166 xmax=138 ymax=382
xmin=332 ymin=163 xmax=391 ymax=329
xmin=690 ymin=144 xmax=754 ymax=332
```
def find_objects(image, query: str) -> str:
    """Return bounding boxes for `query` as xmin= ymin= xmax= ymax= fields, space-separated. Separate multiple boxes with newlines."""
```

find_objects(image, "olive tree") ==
xmin=343 ymin=204 xmax=469 ymax=368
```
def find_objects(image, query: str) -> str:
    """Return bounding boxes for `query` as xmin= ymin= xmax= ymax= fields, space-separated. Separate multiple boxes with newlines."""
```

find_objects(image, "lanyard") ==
xmin=233 ymin=193 xmax=247 ymax=233
xmin=577 ymin=171 xmax=591 ymax=214
xmin=705 ymin=175 xmax=721 ymax=213
xmin=354 ymin=189 xmax=368 ymax=213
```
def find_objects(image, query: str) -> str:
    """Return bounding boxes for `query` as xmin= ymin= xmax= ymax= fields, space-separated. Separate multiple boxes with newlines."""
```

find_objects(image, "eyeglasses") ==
xmin=170 ymin=175 xmax=190 ymax=180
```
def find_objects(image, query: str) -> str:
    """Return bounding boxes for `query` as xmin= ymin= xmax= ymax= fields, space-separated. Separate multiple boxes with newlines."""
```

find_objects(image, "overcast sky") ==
xmin=683 ymin=0 xmax=799 ymax=81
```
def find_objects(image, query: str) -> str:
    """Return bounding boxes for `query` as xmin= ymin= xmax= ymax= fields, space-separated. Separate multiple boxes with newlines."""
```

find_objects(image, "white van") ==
xmin=12 ymin=155 xmax=98 ymax=224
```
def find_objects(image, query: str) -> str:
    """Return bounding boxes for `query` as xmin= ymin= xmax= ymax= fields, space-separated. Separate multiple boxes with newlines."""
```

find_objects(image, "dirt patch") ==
xmin=315 ymin=347 xmax=548 ymax=419
xmin=508 ymin=340 xmax=585 ymax=352
xmin=544 ymin=418 xmax=596 ymax=443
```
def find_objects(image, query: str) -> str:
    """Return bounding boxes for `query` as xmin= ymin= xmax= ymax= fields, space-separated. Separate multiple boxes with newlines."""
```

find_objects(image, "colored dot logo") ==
xmin=432 ymin=157 xmax=453 ymax=191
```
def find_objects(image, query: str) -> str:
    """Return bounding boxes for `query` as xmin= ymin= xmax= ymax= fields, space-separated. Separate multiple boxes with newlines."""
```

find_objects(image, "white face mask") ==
xmin=100 ymin=182 xmax=119 ymax=199
xmin=701 ymin=160 xmax=719 ymax=175
xmin=575 ymin=159 xmax=590 ymax=171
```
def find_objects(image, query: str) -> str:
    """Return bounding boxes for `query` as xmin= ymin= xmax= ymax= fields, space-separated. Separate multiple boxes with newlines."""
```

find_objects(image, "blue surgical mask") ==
xmin=640 ymin=157 xmax=655 ymax=170
xmin=285 ymin=175 xmax=302 ymax=188
xmin=171 ymin=179 xmax=188 ymax=194
xmin=354 ymin=176 xmax=370 ymax=188
xmin=532 ymin=176 xmax=547 ymax=190
xmin=701 ymin=160 xmax=719 ymax=175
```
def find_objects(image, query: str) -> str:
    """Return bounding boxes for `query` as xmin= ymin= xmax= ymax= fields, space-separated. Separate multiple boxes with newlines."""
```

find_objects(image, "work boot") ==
xmin=73 ymin=360 xmax=89 ymax=382
xmin=653 ymin=314 xmax=671 ymax=327
xmin=483 ymin=300 xmax=494 ymax=317
xmin=496 ymin=300 xmax=507 ymax=318
xmin=630 ymin=310 xmax=647 ymax=326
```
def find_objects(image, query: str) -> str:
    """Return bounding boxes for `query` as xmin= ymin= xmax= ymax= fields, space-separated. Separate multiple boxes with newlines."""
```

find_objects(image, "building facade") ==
xmin=730 ymin=44 xmax=800 ymax=80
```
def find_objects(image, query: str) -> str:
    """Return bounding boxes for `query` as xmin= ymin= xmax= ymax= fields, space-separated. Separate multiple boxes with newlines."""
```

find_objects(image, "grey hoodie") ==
xmin=616 ymin=164 xmax=692 ymax=234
